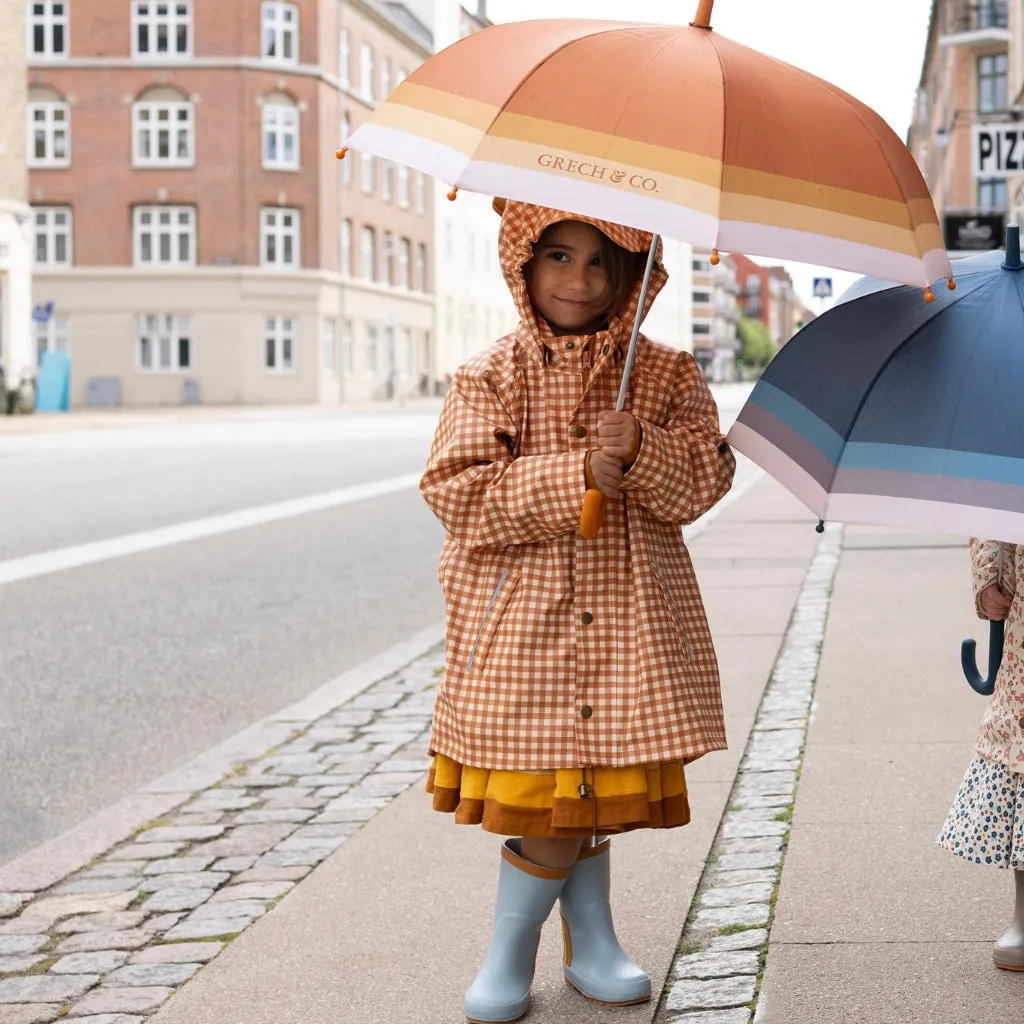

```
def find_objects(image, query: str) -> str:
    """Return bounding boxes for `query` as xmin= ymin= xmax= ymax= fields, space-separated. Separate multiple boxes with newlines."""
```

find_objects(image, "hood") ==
xmin=496 ymin=199 xmax=668 ymax=349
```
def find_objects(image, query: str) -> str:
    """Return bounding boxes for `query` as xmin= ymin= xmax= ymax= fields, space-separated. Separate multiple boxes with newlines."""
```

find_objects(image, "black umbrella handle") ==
xmin=960 ymin=619 xmax=1006 ymax=696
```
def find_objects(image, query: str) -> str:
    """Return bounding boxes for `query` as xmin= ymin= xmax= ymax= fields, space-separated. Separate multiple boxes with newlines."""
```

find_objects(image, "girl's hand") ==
xmin=980 ymin=583 xmax=1012 ymax=620
xmin=597 ymin=411 xmax=640 ymax=463
xmin=587 ymin=450 xmax=623 ymax=499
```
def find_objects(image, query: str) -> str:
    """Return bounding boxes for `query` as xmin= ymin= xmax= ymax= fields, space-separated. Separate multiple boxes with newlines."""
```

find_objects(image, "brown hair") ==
xmin=530 ymin=222 xmax=648 ymax=319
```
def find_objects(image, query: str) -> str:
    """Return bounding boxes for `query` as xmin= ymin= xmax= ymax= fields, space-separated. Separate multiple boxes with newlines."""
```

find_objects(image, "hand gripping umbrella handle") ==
xmin=960 ymin=619 xmax=1005 ymax=696
xmin=578 ymin=233 xmax=660 ymax=540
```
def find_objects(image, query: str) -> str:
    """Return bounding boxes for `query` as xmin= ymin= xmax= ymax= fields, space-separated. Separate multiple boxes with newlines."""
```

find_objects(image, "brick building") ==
xmin=690 ymin=248 xmax=740 ymax=382
xmin=25 ymin=0 xmax=434 ymax=407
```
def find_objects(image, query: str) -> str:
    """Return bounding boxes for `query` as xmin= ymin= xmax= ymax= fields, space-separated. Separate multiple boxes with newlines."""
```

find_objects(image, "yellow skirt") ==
xmin=426 ymin=754 xmax=690 ymax=839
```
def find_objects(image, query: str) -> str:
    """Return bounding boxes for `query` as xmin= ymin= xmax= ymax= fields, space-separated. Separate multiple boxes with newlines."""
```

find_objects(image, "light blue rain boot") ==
xmin=559 ymin=839 xmax=651 ymax=1005
xmin=464 ymin=839 xmax=571 ymax=1024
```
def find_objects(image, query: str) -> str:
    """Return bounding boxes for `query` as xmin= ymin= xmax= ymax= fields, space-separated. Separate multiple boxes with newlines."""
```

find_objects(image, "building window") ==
xmin=340 ymin=112 xmax=352 ymax=185
xmin=263 ymin=101 xmax=299 ymax=170
xmin=360 ymin=152 xmax=375 ymax=194
xmin=27 ymin=102 xmax=70 ymax=167
xmin=260 ymin=207 xmax=300 ymax=268
xmin=339 ymin=26 xmax=350 ymax=86
xmin=361 ymin=225 xmax=376 ymax=280
xmin=133 ymin=97 xmax=194 ymax=167
xmin=35 ymin=315 xmax=70 ymax=363
xmin=33 ymin=206 xmax=72 ymax=265
xmin=398 ymin=327 xmax=411 ymax=377
xmin=692 ymin=290 xmax=711 ymax=305
xmin=28 ymin=1 xmax=67 ymax=58
xmin=134 ymin=205 xmax=195 ymax=267
xmin=382 ymin=231 xmax=395 ymax=286
xmin=397 ymin=165 xmax=410 ymax=209
xmin=364 ymin=324 xmax=378 ymax=375
xmin=381 ymin=161 xmax=393 ymax=202
xmin=132 ymin=1 xmax=191 ymax=58
xmin=340 ymin=319 xmax=353 ymax=375
xmin=262 ymin=2 xmax=297 ymax=63
xmin=265 ymin=316 xmax=296 ymax=372
xmin=397 ymin=237 xmax=411 ymax=289
xmin=978 ymin=178 xmax=1008 ymax=210
xmin=322 ymin=318 xmax=336 ymax=372
xmin=360 ymin=43 xmax=374 ymax=100
xmin=380 ymin=56 xmax=392 ymax=100
xmin=137 ymin=313 xmax=192 ymax=371
xmin=341 ymin=218 xmax=352 ymax=276
xmin=978 ymin=53 xmax=1008 ymax=114
xmin=416 ymin=172 xmax=427 ymax=215
xmin=693 ymin=321 xmax=712 ymax=337
xmin=416 ymin=243 xmax=427 ymax=291
xmin=692 ymin=258 xmax=711 ymax=273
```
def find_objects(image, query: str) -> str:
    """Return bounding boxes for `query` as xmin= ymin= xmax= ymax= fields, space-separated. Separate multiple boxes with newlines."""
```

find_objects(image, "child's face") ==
xmin=524 ymin=221 xmax=611 ymax=337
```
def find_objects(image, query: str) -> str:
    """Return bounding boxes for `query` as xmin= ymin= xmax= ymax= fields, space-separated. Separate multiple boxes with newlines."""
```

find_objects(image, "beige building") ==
xmin=26 ymin=0 xmax=435 ymax=408
xmin=691 ymin=249 xmax=740 ymax=382
xmin=910 ymin=0 xmax=1016 ymax=258
xmin=0 ymin=0 xmax=33 ymax=395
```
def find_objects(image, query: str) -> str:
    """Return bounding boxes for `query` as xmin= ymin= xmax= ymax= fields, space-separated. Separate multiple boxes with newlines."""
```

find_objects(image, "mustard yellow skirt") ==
xmin=426 ymin=755 xmax=690 ymax=839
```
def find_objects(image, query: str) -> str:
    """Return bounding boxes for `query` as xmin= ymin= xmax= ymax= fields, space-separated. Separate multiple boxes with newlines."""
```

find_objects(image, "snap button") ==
xmin=580 ymin=705 xmax=593 ymax=719
xmin=580 ymin=611 xmax=594 ymax=625
xmin=565 ymin=340 xmax=576 ymax=350
xmin=572 ymin=424 xmax=587 ymax=438
xmin=718 ymin=441 xmax=730 ymax=454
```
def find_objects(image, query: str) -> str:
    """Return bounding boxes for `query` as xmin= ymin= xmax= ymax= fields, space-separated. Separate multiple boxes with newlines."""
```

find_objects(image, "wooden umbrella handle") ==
xmin=580 ymin=488 xmax=607 ymax=539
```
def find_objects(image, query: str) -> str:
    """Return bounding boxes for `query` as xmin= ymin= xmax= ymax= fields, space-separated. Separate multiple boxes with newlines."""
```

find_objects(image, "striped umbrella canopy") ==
xmin=340 ymin=1 xmax=953 ymax=295
xmin=728 ymin=229 xmax=1024 ymax=544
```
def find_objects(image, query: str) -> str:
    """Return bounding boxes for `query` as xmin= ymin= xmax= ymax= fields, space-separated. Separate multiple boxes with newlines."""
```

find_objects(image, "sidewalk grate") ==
xmin=654 ymin=524 xmax=844 ymax=1024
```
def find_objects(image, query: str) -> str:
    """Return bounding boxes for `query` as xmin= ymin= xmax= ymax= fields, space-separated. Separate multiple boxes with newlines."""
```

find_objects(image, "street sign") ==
xmin=32 ymin=301 xmax=54 ymax=323
xmin=973 ymin=123 xmax=1024 ymax=178
xmin=943 ymin=213 xmax=1004 ymax=252
xmin=812 ymin=277 xmax=833 ymax=299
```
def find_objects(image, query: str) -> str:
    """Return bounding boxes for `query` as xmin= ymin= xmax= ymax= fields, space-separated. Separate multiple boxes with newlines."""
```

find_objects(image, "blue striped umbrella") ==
xmin=729 ymin=227 xmax=1024 ymax=546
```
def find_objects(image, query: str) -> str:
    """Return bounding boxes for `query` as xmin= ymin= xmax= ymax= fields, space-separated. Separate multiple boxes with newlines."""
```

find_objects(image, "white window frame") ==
xmin=321 ymin=317 xmax=336 ymax=372
xmin=380 ymin=56 xmax=392 ymax=100
xmin=341 ymin=319 xmax=353 ymax=375
xmin=340 ymin=218 xmax=352 ymax=276
xmin=262 ymin=103 xmax=299 ymax=170
xmin=260 ymin=207 xmax=301 ymax=269
xmin=397 ymin=237 xmax=411 ymax=290
xmin=364 ymin=323 xmax=378 ymax=377
xmin=33 ymin=206 xmax=73 ymax=265
xmin=397 ymin=165 xmax=410 ymax=209
xmin=416 ymin=243 xmax=427 ymax=291
xmin=416 ymin=171 xmax=426 ymax=215
xmin=397 ymin=327 xmax=411 ymax=378
xmin=35 ymin=315 xmax=70 ymax=364
xmin=382 ymin=231 xmax=395 ymax=286
xmin=340 ymin=112 xmax=352 ymax=185
xmin=360 ymin=43 xmax=374 ymax=100
xmin=137 ymin=313 xmax=192 ymax=372
xmin=360 ymin=151 xmax=375 ymax=195
xmin=133 ymin=205 xmax=196 ymax=268
xmin=132 ymin=1 xmax=192 ymax=59
xmin=339 ymin=26 xmax=351 ymax=86
xmin=361 ymin=226 xmax=376 ymax=280
xmin=132 ymin=100 xmax=194 ymax=167
xmin=261 ymin=1 xmax=298 ymax=64
xmin=381 ymin=161 xmax=392 ymax=202
xmin=28 ymin=1 xmax=67 ymax=59
xmin=265 ymin=315 xmax=297 ymax=372
xmin=27 ymin=102 xmax=70 ymax=167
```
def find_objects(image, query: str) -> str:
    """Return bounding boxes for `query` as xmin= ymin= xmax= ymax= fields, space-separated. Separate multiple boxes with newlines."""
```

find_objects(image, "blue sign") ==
xmin=35 ymin=350 xmax=70 ymax=413
xmin=812 ymin=277 xmax=833 ymax=299
xmin=32 ymin=301 xmax=54 ymax=323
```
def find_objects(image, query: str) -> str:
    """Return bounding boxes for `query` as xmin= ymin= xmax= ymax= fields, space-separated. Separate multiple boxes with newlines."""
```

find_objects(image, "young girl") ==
xmin=420 ymin=199 xmax=736 ymax=1023
xmin=939 ymin=539 xmax=1024 ymax=971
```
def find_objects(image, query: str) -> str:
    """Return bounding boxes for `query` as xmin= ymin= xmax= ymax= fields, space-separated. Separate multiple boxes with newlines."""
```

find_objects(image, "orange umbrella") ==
xmin=340 ymin=0 xmax=952 ymax=537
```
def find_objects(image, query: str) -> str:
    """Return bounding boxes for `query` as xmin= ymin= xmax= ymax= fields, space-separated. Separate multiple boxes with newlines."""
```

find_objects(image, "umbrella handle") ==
xmin=580 ymin=489 xmax=606 ymax=539
xmin=960 ymin=619 xmax=1005 ymax=696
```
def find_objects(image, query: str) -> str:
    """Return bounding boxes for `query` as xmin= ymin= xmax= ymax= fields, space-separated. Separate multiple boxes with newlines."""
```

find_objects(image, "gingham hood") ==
xmin=497 ymin=200 xmax=668 ymax=350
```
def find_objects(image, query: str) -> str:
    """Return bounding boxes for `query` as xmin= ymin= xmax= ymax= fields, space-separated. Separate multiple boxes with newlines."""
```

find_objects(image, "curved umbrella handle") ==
xmin=960 ymin=619 xmax=1005 ymax=696
xmin=580 ymin=489 xmax=606 ymax=539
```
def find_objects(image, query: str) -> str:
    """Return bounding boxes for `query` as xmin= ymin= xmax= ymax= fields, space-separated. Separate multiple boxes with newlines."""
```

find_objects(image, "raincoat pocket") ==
xmin=654 ymin=566 xmax=696 ymax=663
xmin=467 ymin=568 xmax=521 ymax=675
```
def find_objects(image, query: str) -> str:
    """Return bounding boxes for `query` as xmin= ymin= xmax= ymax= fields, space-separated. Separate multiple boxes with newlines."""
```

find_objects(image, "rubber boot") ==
xmin=464 ymin=839 xmax=571 ymax=1024
xmin=994 ymin=869 xmax=1024 ymax=970
xmin=558 ymin=839 xmax=651 ymax=1005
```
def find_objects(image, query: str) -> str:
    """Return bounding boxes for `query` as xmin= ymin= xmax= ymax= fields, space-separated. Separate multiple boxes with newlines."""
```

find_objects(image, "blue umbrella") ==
xmin=729 ymin=226 xmax=1024 ymax=696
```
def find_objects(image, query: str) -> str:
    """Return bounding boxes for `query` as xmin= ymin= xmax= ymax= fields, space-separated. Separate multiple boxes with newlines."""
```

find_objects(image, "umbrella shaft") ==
xmin=616 ymin=234 xmax=661 ymax=412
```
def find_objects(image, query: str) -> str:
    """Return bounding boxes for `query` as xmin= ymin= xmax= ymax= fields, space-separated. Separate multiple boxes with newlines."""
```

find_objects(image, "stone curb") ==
xmin=654 ymin=524 xmax=843 ymax=1023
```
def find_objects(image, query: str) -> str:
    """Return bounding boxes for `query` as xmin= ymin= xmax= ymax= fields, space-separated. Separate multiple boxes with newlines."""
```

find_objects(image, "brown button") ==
xmin=565 ymin=340 xmax=576 ymax=350
xmin=572 ymin=424 xmax=587 ymax=438
xmin=580 ymin=611 xmax=594 ymax=625
xmin=580 ymin=705 xmax=593 ymax=719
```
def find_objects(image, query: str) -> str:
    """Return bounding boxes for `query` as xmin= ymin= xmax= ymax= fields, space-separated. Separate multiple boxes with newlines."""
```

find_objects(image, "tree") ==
xmin=738 ymin=317 xmax=776 ymax=369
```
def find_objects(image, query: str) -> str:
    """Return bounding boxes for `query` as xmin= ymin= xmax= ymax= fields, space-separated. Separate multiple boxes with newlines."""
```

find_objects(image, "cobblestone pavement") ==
xmin=653 ymin=525 xmax=843 ymax=1024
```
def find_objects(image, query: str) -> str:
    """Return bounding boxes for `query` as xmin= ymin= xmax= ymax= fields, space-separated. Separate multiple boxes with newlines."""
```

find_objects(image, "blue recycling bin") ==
xmin=35 ymin=350 xmax=71 ymax=413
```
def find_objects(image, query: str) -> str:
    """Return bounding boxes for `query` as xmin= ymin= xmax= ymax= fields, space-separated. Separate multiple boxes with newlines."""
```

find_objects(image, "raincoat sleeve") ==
xmin=970 ymin=538 xmax=1017 ymax=618
xmin=420 ymin=368 xmax=586 ymax=549
xmin=620 ymin=352 xmax=735 ymax=526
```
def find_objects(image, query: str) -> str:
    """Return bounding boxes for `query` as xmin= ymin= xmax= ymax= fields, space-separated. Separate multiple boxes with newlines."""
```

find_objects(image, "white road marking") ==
xmin=0 ymin=473 xmax=422 ymax=587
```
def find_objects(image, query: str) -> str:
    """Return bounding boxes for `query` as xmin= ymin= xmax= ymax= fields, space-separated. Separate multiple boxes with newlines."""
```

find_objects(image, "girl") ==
xmin=939 ymin=539 xmax=1024 ymax=971
xmin=420 ymin=199 xmax=736 ymax=1023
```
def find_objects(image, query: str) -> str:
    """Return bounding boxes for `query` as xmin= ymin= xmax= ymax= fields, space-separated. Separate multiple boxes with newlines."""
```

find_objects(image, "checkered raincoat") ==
xmin=421 ymin=201 xmax=736 ymax=771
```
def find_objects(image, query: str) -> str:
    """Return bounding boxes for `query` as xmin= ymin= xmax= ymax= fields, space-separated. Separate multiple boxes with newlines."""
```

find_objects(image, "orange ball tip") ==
xmin=947 ymin=276 xmax=957 ymax=291
xmin=924 ymin=287 xmax=935 ymax=302
xmin=335 ymin=147 xmax=348 ymax=160
xmin=447 ymin=186 xmax=459 ymax=201
xmin=709 ymin=248 xmax=720 ymax=266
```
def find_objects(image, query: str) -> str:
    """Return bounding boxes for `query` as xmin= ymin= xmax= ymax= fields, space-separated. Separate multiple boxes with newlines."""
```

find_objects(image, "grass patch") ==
xmin=717 ymin=922 xmax=763 ymax=937
xmin=152 ymin=931 xmax=242 ymax=946
xmin=130 ymin=817 xmax=169 ymax=837
xmin=26 ymin=957 xmax=56 ymax=975
xmin=223 ymin=763 xmax=249 ymax=779
xmin=772 ymin=807 xmax=793 ymax=823
xmin=677 ymin=938 xmax=704 ymax=956
xmin=264 ymin=895 xmax=286 ymax=912
xmin=432 ymin=665 xmax=445 ymax=678
xmin=727 ymin=803 xmax=743 ymax=813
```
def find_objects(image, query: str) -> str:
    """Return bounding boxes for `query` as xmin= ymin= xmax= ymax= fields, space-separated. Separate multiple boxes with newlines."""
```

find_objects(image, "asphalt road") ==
xmin=0 ymin=386 xmax=752 ymax=865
